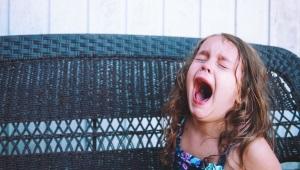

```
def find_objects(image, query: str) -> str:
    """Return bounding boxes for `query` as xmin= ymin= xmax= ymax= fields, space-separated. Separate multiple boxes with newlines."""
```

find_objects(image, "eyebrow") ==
xmin=197 ymin=50 xmax=236 ymax=64
xmin=219 ymin=55 xmax=232 ymax=62
xmin=197 ymin=50 xmax=209 ymax=57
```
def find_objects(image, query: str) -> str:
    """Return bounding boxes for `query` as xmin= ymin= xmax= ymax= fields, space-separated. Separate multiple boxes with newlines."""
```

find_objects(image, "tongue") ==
xmin=195 ymin=91 xmax=206 ymax=102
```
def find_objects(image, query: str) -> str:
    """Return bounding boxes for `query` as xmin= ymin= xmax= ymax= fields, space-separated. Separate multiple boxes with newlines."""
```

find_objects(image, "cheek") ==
xmin=186 ymin=63 xmax=197 ymax=86
xmin=218 ymin=74 xmax=239 ymax=100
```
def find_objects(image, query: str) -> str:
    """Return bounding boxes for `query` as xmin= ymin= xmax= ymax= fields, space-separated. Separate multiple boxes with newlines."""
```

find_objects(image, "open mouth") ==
xmin=194 ymin=78 xmax=213 ymax=104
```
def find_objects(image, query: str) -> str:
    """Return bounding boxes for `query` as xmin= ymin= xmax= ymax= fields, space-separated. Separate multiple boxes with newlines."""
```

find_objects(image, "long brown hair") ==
xmin=162 ymin=33 xmax=274 ymax=168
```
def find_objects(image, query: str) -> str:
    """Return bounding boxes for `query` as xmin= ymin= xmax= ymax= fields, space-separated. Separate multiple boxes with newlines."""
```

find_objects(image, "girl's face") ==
xmin=186 ymin=35 xmax=242 ymax=122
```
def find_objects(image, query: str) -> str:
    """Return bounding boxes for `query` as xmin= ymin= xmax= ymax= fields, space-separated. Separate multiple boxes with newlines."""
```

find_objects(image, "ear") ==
xmin=235 ymin=86 xmax=242 ymax=105
xmin=234 ymin=58 xmax=243 ymax=105
xmin=235 ymin=97 xmax=242 ymax=106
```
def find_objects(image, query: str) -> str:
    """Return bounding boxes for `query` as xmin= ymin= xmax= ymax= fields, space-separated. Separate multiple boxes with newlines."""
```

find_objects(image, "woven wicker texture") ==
xmin=0 ymin=34 xmax=299 ymax=169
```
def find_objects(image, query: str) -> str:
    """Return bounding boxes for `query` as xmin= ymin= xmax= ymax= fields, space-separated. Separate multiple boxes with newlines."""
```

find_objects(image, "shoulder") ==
xmin=242 ymin=137 xmax=281 ymax=170
xmin=225 ymin=137 xmax=281 ymax=170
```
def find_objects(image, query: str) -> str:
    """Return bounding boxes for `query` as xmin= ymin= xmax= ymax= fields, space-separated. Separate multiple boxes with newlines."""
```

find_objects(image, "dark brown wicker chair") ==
xmin=0 ymin=34 xmax=299 ymax=169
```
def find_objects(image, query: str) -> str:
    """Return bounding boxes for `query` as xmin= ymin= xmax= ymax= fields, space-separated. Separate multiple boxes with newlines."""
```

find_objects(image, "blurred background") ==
xmin=0 ymin=0 xmax=299 ymax=57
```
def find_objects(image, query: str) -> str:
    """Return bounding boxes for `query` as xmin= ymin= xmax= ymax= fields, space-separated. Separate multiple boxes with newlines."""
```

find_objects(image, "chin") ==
xmin=189 ymin=107 xmax=211 ymax=120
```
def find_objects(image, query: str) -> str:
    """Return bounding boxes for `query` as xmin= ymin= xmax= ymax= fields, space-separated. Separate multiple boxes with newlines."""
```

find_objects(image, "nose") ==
xmin=201 ymin=62 xmax=211 ymax=73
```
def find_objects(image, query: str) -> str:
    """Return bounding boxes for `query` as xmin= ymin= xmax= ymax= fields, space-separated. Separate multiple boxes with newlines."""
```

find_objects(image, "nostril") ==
xmin=201 ymin=65 xmax=211 ymax=73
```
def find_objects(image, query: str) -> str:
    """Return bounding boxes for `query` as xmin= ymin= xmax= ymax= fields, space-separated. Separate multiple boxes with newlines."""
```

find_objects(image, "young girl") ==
xmin=163 ymin=33 xmax=281 ymax=170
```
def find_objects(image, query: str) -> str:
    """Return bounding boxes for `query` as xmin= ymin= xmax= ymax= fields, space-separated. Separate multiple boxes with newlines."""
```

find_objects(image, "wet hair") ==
xmin=162 ymin=33 xmax=274 ymax=168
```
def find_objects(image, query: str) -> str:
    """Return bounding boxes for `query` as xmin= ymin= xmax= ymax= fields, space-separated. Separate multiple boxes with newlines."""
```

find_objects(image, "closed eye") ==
xmin=218 ymin=64 xmax=227 ymax=69
xmin=195 ymin=58 xmax=207 ymax=62
xmin=218 ymin=57 xmax=231 ymax=69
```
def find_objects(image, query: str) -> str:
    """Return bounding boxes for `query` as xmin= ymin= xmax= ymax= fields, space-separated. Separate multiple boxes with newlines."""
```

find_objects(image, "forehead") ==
xmin=199 ymin=35 xmax=238 ymax=61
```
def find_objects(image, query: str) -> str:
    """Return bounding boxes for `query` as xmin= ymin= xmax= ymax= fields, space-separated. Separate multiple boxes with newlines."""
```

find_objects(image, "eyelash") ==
xmin=218 ymin=64 xmax=227 ymax=69
xmin=195 ymin=58 xmax=228 ymax=69
xmin=195 ymin=58 xmax=206 ymax=62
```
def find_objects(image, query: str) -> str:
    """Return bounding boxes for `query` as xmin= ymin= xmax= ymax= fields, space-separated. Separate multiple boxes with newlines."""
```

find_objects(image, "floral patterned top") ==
xmin=174 ymin=118 xmax=226 ymax=170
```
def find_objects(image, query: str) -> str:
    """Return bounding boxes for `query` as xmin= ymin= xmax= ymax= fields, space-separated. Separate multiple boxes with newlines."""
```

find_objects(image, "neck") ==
xmin=186 ymin=115 xmax=225 ymax=139
xmin=180 ymin=115 xmax=225 ymax=159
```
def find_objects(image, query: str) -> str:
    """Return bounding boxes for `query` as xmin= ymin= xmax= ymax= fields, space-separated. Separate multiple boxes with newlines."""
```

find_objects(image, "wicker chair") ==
xmin=0 ymin=34 xmax=299 ymax=170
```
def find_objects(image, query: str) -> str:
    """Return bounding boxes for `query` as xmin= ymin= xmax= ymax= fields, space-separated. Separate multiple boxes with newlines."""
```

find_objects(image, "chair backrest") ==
xmin=0 ymin=34 xmax=299 ymax=169
xmin=253 ymin=44 xmax=300 ymax=162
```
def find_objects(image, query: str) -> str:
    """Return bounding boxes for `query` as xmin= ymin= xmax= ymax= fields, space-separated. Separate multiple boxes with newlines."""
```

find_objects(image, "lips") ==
xmin=193 ymin=77 xmax=213 ymax=105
